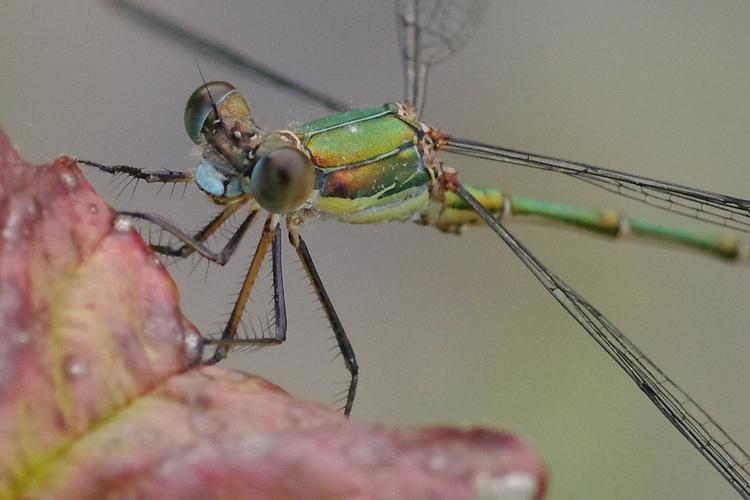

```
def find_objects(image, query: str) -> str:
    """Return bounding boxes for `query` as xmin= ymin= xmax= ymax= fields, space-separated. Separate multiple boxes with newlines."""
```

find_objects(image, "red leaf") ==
xmin=0 ymin=127 xmax=547 ymax=499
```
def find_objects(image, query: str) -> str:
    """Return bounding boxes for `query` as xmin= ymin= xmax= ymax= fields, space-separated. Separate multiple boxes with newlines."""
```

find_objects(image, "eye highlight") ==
xmin=184 ymin=81 xmax=248 ymax=144
xmin=249 ymin=147 xmax=315 ymax=214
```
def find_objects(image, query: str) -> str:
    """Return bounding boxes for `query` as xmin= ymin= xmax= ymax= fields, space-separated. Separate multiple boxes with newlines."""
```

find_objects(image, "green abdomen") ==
xmin=295 ymin=104 xmax=430 ymax=223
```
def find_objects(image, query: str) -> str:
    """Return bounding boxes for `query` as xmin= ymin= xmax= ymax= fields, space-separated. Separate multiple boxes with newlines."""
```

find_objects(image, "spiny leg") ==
xmin=119 ymin=208 xmax=256 ymax=265
xmin=77 ymin=159 xmax=191 ymax=184
xmin=290 ymin=231 xmax=358 ymax=416
xmin=205 ymin=215 xmax=286 ymax=364
xmin=151 ymin=199 xmax=251 ymax=258
xmin=271 ymin=223 xmax=288 ymax=344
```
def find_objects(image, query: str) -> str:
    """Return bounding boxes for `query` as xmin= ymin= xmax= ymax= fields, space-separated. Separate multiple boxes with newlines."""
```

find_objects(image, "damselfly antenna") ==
xmin=194 ymin=60 xmax=223 ymax=130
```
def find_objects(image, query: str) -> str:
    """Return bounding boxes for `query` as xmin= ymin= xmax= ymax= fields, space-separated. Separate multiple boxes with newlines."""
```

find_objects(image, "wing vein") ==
xmin=445 ymin=137 xmax=750 ymax=233
xmin=455 ymin=182 xmax=750 ymax=498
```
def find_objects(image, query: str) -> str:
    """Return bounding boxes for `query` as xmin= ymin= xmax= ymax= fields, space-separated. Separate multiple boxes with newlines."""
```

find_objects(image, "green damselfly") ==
xmin=3 ymin=1 xmax=749 ymax=497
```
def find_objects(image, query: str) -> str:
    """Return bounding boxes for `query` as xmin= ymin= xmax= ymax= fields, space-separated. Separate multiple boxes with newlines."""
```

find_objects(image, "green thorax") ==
xmin=294 ymin=104 xmax=432 ymax=223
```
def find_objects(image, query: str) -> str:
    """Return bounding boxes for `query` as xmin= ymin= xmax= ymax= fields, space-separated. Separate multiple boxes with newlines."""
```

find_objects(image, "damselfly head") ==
xmin=185 ymin=82 xmax=313 ymax=214
xmin=184 ymin=81 xmax=256 ymax=144
xmin=187 ymin=81 xmax=263 ymax=188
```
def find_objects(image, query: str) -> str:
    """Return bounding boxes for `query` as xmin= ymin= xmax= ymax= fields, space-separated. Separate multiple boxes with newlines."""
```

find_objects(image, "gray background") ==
xmin=2 ymin=1 xmax=749 ymax=498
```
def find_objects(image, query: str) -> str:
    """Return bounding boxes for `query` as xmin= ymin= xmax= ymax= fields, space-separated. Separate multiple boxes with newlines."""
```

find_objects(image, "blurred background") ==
xmin=1 ymin=1 xmax=749 ymax=498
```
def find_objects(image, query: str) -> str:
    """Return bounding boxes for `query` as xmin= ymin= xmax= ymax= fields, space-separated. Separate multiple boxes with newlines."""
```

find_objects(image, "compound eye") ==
xmin=249 ymin=147 xmax=315 ymax=214
xmin=184 ymin=81 xmax=238 ymax=144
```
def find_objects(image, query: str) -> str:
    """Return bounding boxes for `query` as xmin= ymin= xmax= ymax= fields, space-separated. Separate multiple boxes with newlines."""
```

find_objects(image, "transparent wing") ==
xmin=444 ymin=136 xmax=750 ymax=233
xmin=105 ymin=0 xmax=347 ymax=112
xmin=455 ymin=182 xmax=750 ymax=497
xmin=397 ymin=0 xmax=488 ymax=117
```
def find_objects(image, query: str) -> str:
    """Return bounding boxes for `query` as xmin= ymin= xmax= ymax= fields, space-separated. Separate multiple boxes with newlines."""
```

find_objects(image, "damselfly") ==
xmin=2 ymin=1 xmax=749 ymax=498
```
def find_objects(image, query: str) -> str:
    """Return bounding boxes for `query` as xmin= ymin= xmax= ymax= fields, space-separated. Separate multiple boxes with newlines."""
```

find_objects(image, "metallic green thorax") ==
xmin=295 ymin=104 xmax=433 ymax=224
